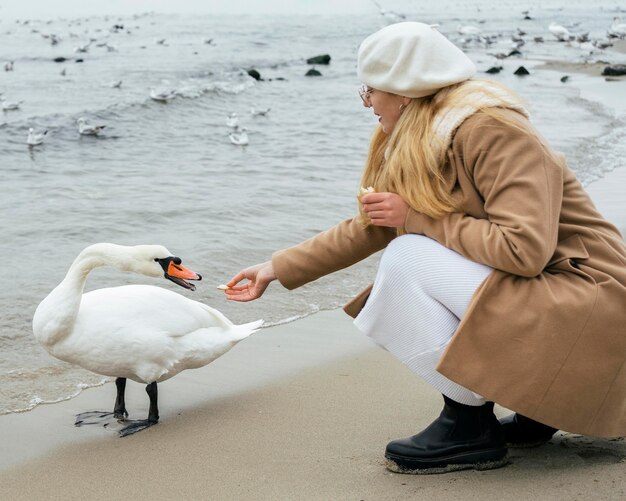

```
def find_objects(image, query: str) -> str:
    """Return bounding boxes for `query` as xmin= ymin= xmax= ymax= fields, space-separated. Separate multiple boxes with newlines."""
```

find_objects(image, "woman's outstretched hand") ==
xmin=224 ymin=260 xmax=277 ymax=302
xmin=361 ymin=192 xmax=409 ymax=228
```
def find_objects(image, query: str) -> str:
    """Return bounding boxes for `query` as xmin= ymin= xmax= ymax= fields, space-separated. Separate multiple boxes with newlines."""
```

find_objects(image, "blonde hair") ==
xmin=358 ymin=79 xmax=528 ymax=231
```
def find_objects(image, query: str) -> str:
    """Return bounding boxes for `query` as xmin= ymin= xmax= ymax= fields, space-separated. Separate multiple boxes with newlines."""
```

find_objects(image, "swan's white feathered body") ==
xmin=33 ymin=243 xmax=262 ymax=385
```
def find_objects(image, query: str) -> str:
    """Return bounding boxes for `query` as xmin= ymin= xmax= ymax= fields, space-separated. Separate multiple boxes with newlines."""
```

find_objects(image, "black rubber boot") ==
xmin=385 ymin=395 xmax=508 ymax=474
xmin=499 ymin=413 xmax=557 ymax=448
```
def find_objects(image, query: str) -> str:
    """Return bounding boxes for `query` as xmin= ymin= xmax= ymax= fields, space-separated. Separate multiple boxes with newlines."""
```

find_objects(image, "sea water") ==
xmin=1 ymin=0 xmax=625 ymax=414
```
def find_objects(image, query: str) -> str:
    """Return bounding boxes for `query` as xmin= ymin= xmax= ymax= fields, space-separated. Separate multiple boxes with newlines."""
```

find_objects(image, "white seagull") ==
xmin=110 ymin=79 xmax=122 ymax=88
xmin=457 ymin=24 xmax=483 ymax=37
xmin=229 ymin=127 xmax=249 ymax=146
xmin=608 ymin=17 xmax=626 ymax=39
xmin=2 ymin=99 xmax=23 ymax=111
xmin=371 ymin=0 xmax=405 ymax=23
xmin=150 ymin=88 xmax=176 ymax=102
xmin=226 ymin=112 xmax=239 ymax=128
xmin=548 ymin=22 xmax=572 ymax=41
xmin=32 ymin=243 xmax=262 ymax=437
xmin=27 ymin=127 xmax=48 ymax=146
xmin=77 ymin=117 xmax=106 ymax=135
xmin=73 ymin=42 xmax=91 ymax=53
xmin=250 ymin=106 xmax=271 ymax=117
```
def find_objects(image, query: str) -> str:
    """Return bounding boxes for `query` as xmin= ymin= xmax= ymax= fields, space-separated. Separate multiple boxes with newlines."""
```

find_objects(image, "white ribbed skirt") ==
xmin=354 ymin=234 xmax=493 ymax=405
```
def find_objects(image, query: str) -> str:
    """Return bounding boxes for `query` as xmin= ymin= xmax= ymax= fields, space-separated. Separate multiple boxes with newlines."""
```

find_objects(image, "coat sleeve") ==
xmin=271 ymin=217 xmax=396 ymax=290
xmin=404 ymin=112 xmax=563 ymax=277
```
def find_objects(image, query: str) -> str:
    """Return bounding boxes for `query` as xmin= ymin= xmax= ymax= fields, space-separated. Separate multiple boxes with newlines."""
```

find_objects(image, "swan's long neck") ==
xmin=32 ymin=244 xmax=121 ymax=347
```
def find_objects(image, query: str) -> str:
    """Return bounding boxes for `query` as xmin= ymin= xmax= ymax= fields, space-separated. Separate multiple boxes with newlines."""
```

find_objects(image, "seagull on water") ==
xmin=150 ymin=88 xmax=176 ymax=102
xmin=4 ymin=61 xmax=14 ymax=71
xmin=2 ymin=99 xmax=23 ymax=111
xmin=458 ymin=25 xmax=482 ymax=37
xmin=548 ymin=22 xmax=572 ymax=41
xmin=229 ymin=127 xmax=248 ymax=146
xmin=250 ymin=106 xmax=270 ymax=117
xmin=74 ymin=42 xmax=91 ymax=53
xmin=110 ymin=80 xmax=122 ymax=88
xmin=371 ymin=0 xmax=405 ymax=23
xmin=77 ymin=117 xmax=106 ymax=135
xmin=226 ymin=112 xmax=239 ymax=128
xmin=27 ymin=127 xmax=48 ymax=146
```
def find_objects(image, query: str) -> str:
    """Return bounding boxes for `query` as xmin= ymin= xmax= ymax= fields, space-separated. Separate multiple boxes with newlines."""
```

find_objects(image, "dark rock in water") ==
xmin=485 ymin=66 xmax=503 ymax=74
xmin=305 ymin=68 xmax=322 ymax=77
xmin=53 ymin=57 xmax=67 ymax=63
xmin=602 ymin=65 xmax=626 ymax=76
xmin=514 ymin=66 xmax=530 ymax=76
xmin=605 ymin=77 xmax=622 ymax=82
xmin=560 ymin=75 xmax=570 ymax=83
xmin=270 ymin=77 xmax=287 ymax=81
xmin=75 ymin=58 xmax=84 ymax=63
xmin=534 ymin=36 xmax=544 ymax=43
xmin=247 ymin=68 xmax=262 ymax=81
xmin=306 ymin=54 xmax=331 ymax=65
xmin=508 ymin=49 xmax=522 ymax=57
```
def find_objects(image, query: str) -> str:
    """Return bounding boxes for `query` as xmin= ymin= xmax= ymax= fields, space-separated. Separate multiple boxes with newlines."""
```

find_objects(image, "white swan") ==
xmin=548 ymin=22 xmax=572 ymax=42
xmin=32 ymin=243 xmax=263 ymax=436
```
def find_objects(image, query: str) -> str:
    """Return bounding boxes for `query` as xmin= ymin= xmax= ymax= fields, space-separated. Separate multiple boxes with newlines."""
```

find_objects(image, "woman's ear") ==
xmin=402 ymin=96 xmax=412 ymax=107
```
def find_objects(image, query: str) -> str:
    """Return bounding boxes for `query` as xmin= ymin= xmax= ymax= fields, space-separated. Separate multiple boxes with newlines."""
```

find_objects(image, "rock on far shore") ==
xmin=602 ymin=64 xmax=626 ymax=76
xmin=306 ymin=54 xmax=331 ymax=65
xmin=305 ymin=68 xmax=322 ymax=77
xmin=247 ymin=68 xmax=262 ymax=81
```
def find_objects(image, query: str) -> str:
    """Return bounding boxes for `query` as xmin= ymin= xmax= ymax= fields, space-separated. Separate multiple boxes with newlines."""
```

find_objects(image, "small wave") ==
xmin=260 ymin=304 xmax=332 ymax=328
xmin=0 ymin=376 xmax=111 ymax=416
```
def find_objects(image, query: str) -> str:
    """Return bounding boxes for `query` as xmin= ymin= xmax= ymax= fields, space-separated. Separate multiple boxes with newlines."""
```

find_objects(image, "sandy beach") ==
xmin=1 ymin=310 xmax=625 ymax=500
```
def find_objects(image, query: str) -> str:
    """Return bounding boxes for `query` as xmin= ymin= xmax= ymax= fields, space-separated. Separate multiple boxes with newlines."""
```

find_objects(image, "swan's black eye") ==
xmin=173 ymin=257 xmax=182 ymax=265
xmin=154 ymin=258 xmax=159 ymax=262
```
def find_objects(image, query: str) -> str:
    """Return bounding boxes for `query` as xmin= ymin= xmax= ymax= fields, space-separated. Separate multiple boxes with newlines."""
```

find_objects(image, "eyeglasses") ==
xmin=359 ymin=84 xmax=375 ymax=105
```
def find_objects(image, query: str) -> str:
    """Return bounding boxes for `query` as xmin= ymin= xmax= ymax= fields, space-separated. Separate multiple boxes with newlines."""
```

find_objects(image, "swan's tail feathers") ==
xmin=231 ymin=319 xmax=264 ymax=341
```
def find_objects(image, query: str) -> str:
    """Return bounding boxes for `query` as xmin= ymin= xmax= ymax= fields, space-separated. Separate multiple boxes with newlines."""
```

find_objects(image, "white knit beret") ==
xmin=357 ymin=22 xmax=476 ymax=98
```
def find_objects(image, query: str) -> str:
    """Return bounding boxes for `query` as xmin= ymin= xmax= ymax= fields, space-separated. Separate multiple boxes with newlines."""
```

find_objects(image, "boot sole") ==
xmin=385 ymin=449 xmax=509 ymax=475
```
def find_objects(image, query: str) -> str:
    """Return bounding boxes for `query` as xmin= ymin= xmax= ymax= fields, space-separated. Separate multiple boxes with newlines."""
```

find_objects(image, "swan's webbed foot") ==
xmin=75 ymin=411 xmax=116 ymax=426
xmin=118 ymin=418 xmax=158 ymax=437
xmin=118 ymin=382 xmax=159 ymax=437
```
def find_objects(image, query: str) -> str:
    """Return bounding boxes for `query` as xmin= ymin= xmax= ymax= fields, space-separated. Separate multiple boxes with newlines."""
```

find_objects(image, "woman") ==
xmin=224 ymin=22 xmax=626 ymax=474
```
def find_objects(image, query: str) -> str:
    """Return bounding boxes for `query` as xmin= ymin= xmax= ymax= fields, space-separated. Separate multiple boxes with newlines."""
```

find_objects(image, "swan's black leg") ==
xmin=114 ymin=377 xmax=129 ymax=420
xmin=146 ymin=381 xmax=159 ymax=423
xmin=118 ymin=382 xmax=159 ymax=437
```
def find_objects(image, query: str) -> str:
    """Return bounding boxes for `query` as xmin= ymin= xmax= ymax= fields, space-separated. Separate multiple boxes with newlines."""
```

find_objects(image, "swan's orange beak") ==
xmin=159 ymin=257 xmax=202 ymax=291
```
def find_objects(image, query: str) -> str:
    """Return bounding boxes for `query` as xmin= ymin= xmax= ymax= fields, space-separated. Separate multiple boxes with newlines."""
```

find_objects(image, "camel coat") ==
xmin=272 ymin=110 xmax=626 ymax=437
